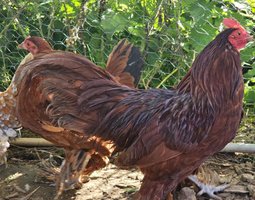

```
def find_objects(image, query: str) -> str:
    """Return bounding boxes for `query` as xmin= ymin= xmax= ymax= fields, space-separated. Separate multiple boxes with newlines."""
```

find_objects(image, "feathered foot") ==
xmin=188 ymin=175 xmax=229 ymax=200
xmin=54 ymin=149 xmax=92 ymax=200
xmin=37 ymin=149 xmax=109 ymax=200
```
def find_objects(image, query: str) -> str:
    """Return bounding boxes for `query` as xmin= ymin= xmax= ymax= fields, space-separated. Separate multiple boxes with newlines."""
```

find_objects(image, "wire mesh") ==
xmin=0 ymin=0 xmax=254 ymax=143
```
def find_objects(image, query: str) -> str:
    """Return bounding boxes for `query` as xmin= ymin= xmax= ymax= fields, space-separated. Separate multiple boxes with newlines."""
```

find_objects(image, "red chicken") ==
xmin=16 ymin=36 xmax=143 ymax=197
xmin=15 ymin=18 xmax=251 ymax=200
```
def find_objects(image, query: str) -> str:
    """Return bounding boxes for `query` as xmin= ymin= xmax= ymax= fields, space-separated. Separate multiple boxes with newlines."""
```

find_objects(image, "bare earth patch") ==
xmin=0 ymin=146 xmax=254 ymax=200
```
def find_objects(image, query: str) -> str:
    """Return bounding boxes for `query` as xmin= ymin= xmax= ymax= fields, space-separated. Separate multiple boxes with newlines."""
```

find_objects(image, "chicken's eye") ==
xmin=237 ymin=31 xmax=241 ymax=35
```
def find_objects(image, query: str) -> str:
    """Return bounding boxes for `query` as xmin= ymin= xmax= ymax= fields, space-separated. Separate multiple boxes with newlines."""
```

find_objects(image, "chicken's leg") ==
xmin=54 ymin=149 xmax=92 ymax=200
xmin=188 ymin=175 xmax=229 ymax=200
xmin=38 ymin=149 xmax=109 ymax=199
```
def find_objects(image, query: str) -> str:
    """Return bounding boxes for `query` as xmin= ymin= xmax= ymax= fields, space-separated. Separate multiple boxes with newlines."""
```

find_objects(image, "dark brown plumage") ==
xmin=16 ymin=19 xmax=251 ymax=199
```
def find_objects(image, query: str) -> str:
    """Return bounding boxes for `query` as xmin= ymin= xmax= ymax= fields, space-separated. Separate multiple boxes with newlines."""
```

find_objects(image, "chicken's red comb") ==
xmin=223 ymin=18 xmax=242 ymax=29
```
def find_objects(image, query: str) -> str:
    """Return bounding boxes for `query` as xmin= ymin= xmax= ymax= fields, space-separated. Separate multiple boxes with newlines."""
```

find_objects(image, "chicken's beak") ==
xmin=18 ymin=42 xmax=25 ymax=49
xmin=247 ymin=33 xmax=254 ymax=42
xmin=247 ymin=36 xmax=254 ymax=42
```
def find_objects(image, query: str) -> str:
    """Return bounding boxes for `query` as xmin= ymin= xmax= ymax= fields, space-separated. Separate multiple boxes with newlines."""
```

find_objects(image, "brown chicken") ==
xmin=18 ymin=36 xmax=53 ymax=55
xmin=15 ymin=18 xmax=251 ymax=200
xmin=16 ymin=36 xmax=143 ymax=197
xmin=0 ymin=37 xmax=51 ymax=164
xmin=0 ymin=36 xmax=55 ymax=165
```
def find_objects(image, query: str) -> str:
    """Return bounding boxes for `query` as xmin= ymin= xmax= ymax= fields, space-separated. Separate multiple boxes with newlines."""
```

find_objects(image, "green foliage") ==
xmin=0 ymin=0 xmax=254 ymax=114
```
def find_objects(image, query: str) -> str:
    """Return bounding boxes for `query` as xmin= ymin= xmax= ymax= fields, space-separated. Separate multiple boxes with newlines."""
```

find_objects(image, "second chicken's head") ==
xmin=18 ymin=36 xmax=52 ymax=55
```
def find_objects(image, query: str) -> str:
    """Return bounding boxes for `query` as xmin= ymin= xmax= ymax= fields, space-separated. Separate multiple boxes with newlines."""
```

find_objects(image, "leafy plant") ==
xmin=0 ymin=0 xmax=254 ymax=115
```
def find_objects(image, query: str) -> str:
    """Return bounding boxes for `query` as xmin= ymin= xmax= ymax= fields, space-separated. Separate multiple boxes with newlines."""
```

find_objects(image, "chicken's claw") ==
xmin=188 ymin=175 xmax=229 ymax=200
xmin=54 ymin=149 xmax=92 ymax=199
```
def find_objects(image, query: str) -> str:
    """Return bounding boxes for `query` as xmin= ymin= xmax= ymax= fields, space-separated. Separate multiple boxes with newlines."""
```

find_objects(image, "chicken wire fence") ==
xmin=0 ymin=0 xmax=254 ymax=143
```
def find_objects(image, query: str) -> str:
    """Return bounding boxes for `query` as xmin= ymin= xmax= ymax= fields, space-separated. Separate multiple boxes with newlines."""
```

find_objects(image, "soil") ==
xmin=0 ymin=145 xmax=254 ymax=200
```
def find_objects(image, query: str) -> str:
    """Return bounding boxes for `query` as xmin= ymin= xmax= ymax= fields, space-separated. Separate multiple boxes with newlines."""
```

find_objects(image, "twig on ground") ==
xmin=20 ymin=186 xmax=40 ymax=200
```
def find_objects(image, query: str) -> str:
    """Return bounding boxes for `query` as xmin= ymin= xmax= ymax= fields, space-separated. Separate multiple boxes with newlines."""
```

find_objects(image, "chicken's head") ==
xmin=223 ymin=18 xmax=253 ymax=50
xmin=18 ymin=36 xmax=53 ymax=55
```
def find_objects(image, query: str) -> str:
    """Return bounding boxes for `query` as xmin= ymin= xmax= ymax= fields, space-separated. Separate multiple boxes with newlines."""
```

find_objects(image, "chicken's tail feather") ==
xmin=106 ymin=39 xmax=143 ymax=88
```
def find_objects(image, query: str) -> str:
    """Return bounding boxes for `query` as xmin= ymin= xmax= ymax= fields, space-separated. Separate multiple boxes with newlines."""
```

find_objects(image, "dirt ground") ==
xmin=0 ymin=145 xmax=254 ymax=200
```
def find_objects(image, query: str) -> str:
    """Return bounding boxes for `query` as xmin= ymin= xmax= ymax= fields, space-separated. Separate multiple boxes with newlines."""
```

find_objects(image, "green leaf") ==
xmin=244 ymin=85 xmax=255 ymax=104
xmin=101 ymin=11 xmax=128 ymax=36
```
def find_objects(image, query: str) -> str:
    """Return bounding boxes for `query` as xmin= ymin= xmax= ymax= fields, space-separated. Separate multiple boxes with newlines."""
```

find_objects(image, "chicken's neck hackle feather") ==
xmin=177 ymin=28 xmax=242 ymax=111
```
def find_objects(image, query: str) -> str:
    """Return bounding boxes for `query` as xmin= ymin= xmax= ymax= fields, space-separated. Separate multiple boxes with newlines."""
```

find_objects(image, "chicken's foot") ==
xmin=188 ymin=175 xmax=229 ymax=200
xmin=54 ymin=149 xmax=92 ymax=200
